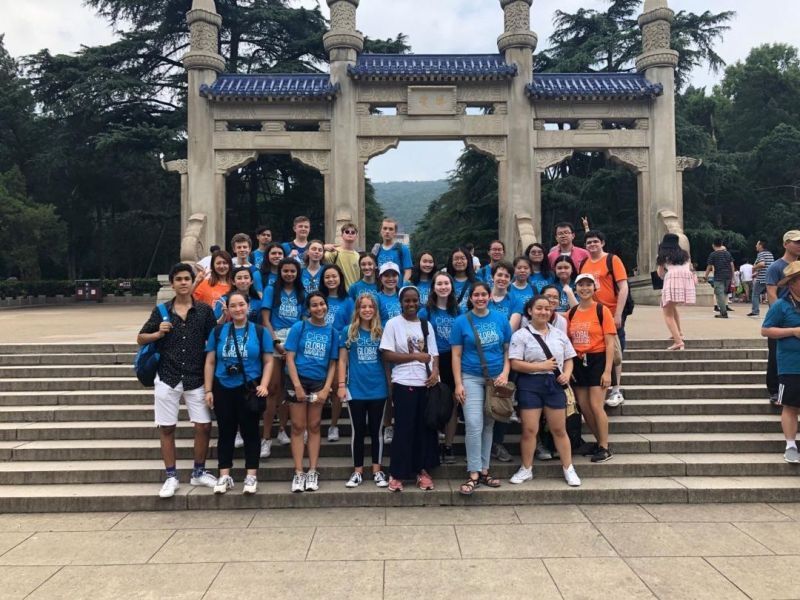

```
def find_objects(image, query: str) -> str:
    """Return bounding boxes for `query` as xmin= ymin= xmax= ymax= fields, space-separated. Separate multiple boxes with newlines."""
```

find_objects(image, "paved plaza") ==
xmin=0 ymin=503 xmax=797 ymax=599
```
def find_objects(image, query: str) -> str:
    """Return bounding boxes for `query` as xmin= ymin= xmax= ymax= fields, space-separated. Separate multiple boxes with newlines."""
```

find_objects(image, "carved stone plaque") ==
xmin=407 ymin=86 xmax=457 ymax=116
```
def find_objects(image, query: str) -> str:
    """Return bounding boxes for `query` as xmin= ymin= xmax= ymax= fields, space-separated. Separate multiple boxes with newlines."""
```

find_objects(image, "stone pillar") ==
xmin=324 ymin=0 xmax=363 ymax=244
xmin=636 ymin=0 xmax=679 ymax=274
xmin=183 ymin=0 xmax=225 ymax=257
xmin=498 ymin=0 xmax=538 ymax=254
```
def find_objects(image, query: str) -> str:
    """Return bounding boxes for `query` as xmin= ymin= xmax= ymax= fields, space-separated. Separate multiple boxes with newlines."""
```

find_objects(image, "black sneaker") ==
xmin=577 ymin=442 xmax=599 ymax=456
xmin=591 ymin=447 xmax=613 ymax=463
xmin=442 ymin=445 xmax=456 ymax=464
xmin=714 ymin=314 xmax=728 ymax=319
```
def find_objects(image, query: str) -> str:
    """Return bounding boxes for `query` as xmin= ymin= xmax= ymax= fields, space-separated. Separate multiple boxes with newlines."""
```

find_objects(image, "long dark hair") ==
xmin=524 ymin=242 xmax=552 ymax=278
xmin=258 ymin=242 xmax=284 ymax=279
xmin=209 ymin=250 xmax=233 ymax=286
xmin=426 ymin=271 xmax=459 ymax=316
xmin=552 ymin=255 xmax=577 ymax=283
xmin=320 ymin=264 xmax=347 ymax=299
xmin=656 ymin=234 xmax=689 ymax=266
xmin=231 ymin=267 xmax=260 ymax=301
xmin=446 ymin=246 xmax=477 ymax=282
xmin=410 ymin=251 xmax=437 ymax=285
xmin=271 ymin=257 xmax=305 ymax=313
xmin=466 ymin=281 xmax=492 ymax=311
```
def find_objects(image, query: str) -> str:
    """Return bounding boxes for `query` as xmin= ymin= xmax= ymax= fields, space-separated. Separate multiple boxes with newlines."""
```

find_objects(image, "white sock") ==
xmin=786 ymin=440 xmax=796 ymax=450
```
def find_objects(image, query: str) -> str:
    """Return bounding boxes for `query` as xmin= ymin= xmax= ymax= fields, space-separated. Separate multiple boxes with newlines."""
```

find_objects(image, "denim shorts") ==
xmin=516 ymin=373 xmax=566 ymax=410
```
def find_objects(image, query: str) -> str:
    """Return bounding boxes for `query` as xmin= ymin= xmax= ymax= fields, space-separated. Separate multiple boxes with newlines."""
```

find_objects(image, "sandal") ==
xmin=479 ymin=471 xmax=501 ymax=488
xmin=459 ymin=475 xmax=480 ymax=496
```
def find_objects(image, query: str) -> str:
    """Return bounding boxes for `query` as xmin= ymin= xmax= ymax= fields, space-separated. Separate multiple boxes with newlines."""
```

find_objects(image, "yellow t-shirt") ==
xmin=324 ymin=248 xmax=361 ymax=290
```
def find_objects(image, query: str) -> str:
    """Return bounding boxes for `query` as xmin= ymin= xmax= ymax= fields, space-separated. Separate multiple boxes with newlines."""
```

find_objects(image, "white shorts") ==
xmin=153 ymin=376 xmax=211 ymax=426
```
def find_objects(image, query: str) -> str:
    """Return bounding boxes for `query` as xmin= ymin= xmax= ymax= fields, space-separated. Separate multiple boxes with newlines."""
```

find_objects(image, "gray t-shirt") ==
xmin=766 ymin=258 xmax=791 ymax=300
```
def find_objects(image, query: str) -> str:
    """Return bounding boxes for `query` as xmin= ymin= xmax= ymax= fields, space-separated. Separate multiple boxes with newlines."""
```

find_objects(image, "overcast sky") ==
xmin=2 ymin=0 xmax=798 ymax=182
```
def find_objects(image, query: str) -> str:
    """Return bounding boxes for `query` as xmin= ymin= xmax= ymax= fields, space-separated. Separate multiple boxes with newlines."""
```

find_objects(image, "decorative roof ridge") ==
xmin=527 ymin=72 xmax=663 ymax=101
xmin=349 ymin=53 xmax=517 ymax=80
xmin=200 ymin=73 xmax=339 ymax=102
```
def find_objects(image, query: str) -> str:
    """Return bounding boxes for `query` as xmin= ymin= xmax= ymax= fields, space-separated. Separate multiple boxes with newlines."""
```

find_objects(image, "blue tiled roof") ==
xmin=348 ymin=54 xmax=517 ymax=80
xmin=527 ymin=73 xmax=663 ymax=100
xmin=200 ymin=74 xmax=339 ymax=101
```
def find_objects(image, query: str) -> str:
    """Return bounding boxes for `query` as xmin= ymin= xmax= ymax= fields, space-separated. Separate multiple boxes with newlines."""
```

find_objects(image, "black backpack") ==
xmin=419 ymin=319 xmax=454 ymax=431
xmin=579 ymin=253 xmax=634 ymax=317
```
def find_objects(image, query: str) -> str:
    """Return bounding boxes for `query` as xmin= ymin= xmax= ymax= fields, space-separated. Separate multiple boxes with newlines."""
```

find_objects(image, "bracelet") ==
xmin=338 ymin=383 xmax=346 ymax=387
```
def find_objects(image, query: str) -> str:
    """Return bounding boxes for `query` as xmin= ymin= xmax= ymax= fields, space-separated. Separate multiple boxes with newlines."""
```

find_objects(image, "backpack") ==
xmin=568 ymin=303 xmax=622 ymax=366
xmin=133 ymin=303 xmax=170 ymax=387
xmin=371 ymin=242 xmax=403 ymax=265
xmin=579 ymin=253 xmax=634 ymax=317
xmin=213 ymin=322 xmax=267 ymax=355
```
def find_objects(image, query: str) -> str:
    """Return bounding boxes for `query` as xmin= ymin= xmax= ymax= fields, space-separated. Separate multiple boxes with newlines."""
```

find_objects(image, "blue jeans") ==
xmin=713 ymin=279 xmax=730 ymax=316
xmin=463 ymin=373 xmax=494 ymax=473
xmin=751 ymin=281 xmax=765 ymax=315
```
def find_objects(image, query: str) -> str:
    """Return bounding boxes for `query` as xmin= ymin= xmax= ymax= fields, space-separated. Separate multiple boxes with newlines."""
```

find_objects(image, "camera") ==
xmin=226 ymin=364 xmax=242 ymax=376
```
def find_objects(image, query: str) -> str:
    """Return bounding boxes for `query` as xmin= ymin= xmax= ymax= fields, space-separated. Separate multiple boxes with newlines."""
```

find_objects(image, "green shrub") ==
xmin=0 ymin=279 xmax=160 ymax=299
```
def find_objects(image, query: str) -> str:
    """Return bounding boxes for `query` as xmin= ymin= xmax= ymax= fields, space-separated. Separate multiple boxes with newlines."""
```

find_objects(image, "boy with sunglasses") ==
xmin=324 ymin=223 xmax=361 ymax=290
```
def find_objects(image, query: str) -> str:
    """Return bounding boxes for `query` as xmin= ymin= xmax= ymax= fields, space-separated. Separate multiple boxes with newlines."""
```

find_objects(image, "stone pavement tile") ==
xmin=307 ymin=525 xmax=459 ymax=561
xmin=579 ymin=505 xmax=656 ymax=523
xmin=732 ymin=521 xmax=800 ymax=554
xmin=768 ymin=502 xmax=800 ymax=521
xmin=644 ymin=503 xmax=789 ymax=523
xmin=626 ymin=557 xmax=749 ymax=600
xmin=205 ymin=561 xmax=383 ymax=600
xmin=386 ymin=506 xmax=518 ymax=526
xmin=0 ymin=513 xmax=125 ymax=532
xmin=27 ymin=563 xmax=220 ymax=600
xmin=596 ymin=523 xmax=772 ymax=557
xmin=0 ymin=533 xmax=32 ymax=556
xmin=150 ymin=528 xmax=313 ymax=563
xmin=513 ymin=505 xmax=588 ymax=524
xmin=0 ymin=530 xmax=172 ymax=566
xmin=708 ymin=556 xmax=800 ymax=599
xmin=114 ymin=509 xmax=255 ymax=530
xmin=456 ymin=523 xmax=616 ymax=559
xmin=251 ymin=507 xmax=385 ymax=528
xmin=385 ymin=559 xmax=561 ymax=600
xmin=0 ymin=566 xmax=59 ymax=599
xmin=544 ymin=557 xmax=655 ymax=599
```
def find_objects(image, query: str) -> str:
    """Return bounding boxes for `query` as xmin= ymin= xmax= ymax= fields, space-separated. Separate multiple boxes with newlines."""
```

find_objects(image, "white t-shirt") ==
xmin=740 ymin=263 xmax=753 ymax=282
xmin=380 ymin=316 xmax=439 ymax=386
xmin=509 ymin=323 xmax=576 ymax=372
xmin=472 ymin=256 xmax=481 ymax=270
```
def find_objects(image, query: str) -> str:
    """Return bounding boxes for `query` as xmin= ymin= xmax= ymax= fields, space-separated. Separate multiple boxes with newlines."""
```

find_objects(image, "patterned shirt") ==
xmin=755 ymin=250 xmax=775 ymax=283
xmin=139 ymin=299 xmax=216 ymax=390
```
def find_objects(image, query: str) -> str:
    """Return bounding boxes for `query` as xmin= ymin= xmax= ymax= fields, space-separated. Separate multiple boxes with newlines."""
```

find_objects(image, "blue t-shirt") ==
xmin=340 ymin=328 xmax=388 ymax=400
xmin=205 ymin=322 xmax=273 ymax=388
xmin=253 ymin=270 xmax=278 ymax=295
xmin=416 ymin=280 xmax=432 ymax=306
xmin=530 ymin=272 xmax=556 ymax=294
xmin=284 ymin=320 xmax=339 ymax=381
xmin=263 ymin=287 xmax=302 ymax=330
xmin=509 ymin=282 xmax=535 ymax=308
xmin=378 ymin=291 xmax=402 ymax=325
xmin=419 ymin=306 xmax=461 ymax=353
xmin=450 ymin=310 xmax=512 ymax=378
xmin=349 ymin=280 xmax=379 ymax=302
xmin=301 ymin=267 xmax=323 ymax=294
xmin=374 ymin=243 xmax=412 ymax=282
xmin=251 ymin=249 xmax=266 ymax=270
xmin=555 ymin=283 xmax=575 ymax=312
xmin=763 ymin=298 xmax=800 ymax=374
xmin=213 ymin=294 xmax=263 ymax=324
xmin=281 ymin=241 xmax=309 ymax=262
xmin=453 ymin=278 xmax=472 ymax=311
xmin=476 ymin=264 xmax=494 ymax=283
xmin=767 ymin=258 xmax=791 ymax=300
xmin=488 ymin=294 xmax=522 ymax=319
xmin=325 ymin=296 xmax=355 ymax=331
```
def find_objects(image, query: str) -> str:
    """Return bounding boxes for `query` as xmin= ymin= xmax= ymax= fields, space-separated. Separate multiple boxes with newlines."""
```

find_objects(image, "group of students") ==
xmin=139 ymin=216 xmax=637 ymax=497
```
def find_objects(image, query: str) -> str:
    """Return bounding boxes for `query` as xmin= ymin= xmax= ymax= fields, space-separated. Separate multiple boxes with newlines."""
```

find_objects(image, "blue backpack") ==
xmin=134 ymin=304 xmax=169 ymax=387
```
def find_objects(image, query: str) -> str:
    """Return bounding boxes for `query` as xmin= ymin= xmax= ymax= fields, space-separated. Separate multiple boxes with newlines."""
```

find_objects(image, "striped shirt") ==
xmin=755 ymin=250 xmax=775 ymax=283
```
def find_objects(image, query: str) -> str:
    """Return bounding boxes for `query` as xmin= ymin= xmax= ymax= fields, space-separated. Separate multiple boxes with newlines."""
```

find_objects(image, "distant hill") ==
xmin=372 ymin=180 xmax=449 ymax=234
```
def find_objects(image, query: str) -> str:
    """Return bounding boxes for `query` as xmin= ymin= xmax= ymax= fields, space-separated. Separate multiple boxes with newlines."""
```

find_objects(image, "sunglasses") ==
xmin=343 ymin=229 xmax=357 ymax=234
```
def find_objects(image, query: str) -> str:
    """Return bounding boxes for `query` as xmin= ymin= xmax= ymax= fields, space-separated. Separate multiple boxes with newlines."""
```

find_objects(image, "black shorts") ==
xmin=778 ymin=375 xmax=800 ymax=408
xmin=285 ymin=376 xmax=327 ymax=404
xmin=516 ymin=373 xmax=566 ymax=410
xmin=572 ymin=352 xmax=617 ymax=388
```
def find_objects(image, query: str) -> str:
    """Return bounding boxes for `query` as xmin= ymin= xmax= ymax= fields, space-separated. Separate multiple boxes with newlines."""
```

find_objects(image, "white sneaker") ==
xmin=213 ymin=475 xmax=234 ymax=494
xmin=345 ymin=472 xmax=362 ymax=488
xmin=605 ymin=390 xmax=625 ymax=407
xmin=328 ymin=426 xmax=340 ymax=442
xmin=234 ymin=431 xmax=244 ymax=448
xmin=190 ymin=470 xmax=217 ymax=488
xmin=159 ymin=476 xmax=179 ymax=498
xmin=260 ymin=438 xmax=272 ymax=458
xmin=510 ymin=410 xmax=520 ymax=423
xmin=383 ymin=425 xmax=394 ymax=444
xmin=374 ymin=471 xmax=389 ymax=488
xmin=563 ymin=465 xmax=581 ymax=487
xmin=305 ymin=469 xmax=320 ymax=491
xmin=277 ymin=430 xmax=291 ymax=445
xmin=509 ymin=466 xmax=533 ymax=484
xmin=291 ymin=472 xmax=306 ymax=493
xmin=243 ymin=475 xmax=258 ymax=495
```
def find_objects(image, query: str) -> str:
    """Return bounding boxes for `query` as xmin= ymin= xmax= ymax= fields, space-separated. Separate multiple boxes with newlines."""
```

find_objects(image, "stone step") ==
xmin=619 ymin=399 xmax=776 ymax=416
xmin=620 ymin=372 xmax=764 ymax=385
xmin=0 ymin=343 xmax=138 ymax=354
xmin=622 ymin=360 xmax=766 ymax=373
xmin=0 ymin=365 xmax=134 ymax=378
xmin=0 ymin=378 xmax=141 ymax=392
xmin=624 ymin=339 xmax=764 ymax=350
xmin=0 ymin=391 xmax=153 ymax=407
xmin=0 ymin=475 xmax=798 ymax=512
xmin=623 ymin=349 xmax=767 ymax=360
xmin=2 ymin=433 xmax=790 ymax=462
xmin=623 ymin=384 xmax=765 ymax=400
xmin=0 ymin=353 xmax=135 ymax=366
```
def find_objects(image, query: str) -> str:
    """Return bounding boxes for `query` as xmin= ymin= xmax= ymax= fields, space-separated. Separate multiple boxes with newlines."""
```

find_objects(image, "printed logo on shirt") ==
xmin=572 ymin=321 xmax=591 ymax=346
xmin=278 ymin=296 xmax=299 ymax=320
xmin=303 ymin=332 xmax=330 ymax=359
xmin=357 ymin=340 xmax=379 ymax=363
xmin=435 ymin=314 xmax=455 ymax=341
xmin=222 ymin=333 xmax=248 ymax=360
xmin=475 ymin=322 xmax=500 ymax=347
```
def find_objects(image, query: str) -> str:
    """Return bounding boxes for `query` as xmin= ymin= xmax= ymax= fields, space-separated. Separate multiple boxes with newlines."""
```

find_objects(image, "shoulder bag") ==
xmin=525 ymin=328 xmax=577 ymax=417
xmin=465 ymin=313 xmax=515 ymax=423
xmin=229 ymin=322 xmax=267 ymax=414
xmin=418 ymin=319 xmax=453 ymax=431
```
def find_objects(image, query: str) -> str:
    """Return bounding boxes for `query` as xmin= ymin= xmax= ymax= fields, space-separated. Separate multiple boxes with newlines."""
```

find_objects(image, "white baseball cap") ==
xmin=379 ymin=262 xmax=400 ymax=276
xmin=575 ymin=273 xmax=597 ymax=286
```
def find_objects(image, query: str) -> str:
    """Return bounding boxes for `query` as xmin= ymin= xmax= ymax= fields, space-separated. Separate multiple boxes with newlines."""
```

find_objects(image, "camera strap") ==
xmin=228 ymin=322 xmax=251 ymax=388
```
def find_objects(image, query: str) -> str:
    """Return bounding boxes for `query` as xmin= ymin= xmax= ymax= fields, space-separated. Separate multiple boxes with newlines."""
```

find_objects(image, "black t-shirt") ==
xmin=706 ymin=250 xmax=733 ymax=281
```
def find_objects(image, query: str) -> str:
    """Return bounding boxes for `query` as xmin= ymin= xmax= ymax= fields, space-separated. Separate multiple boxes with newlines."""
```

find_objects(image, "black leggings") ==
xmin=213 ymin=380 xmax=260 ymax=470
xmin=348 ymin=399 xmax=386 ymax=468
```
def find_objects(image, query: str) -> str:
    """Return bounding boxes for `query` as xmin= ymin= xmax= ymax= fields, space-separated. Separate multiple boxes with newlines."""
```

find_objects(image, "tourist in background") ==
xmin=656 ymin=233 xmax=695 ymax=350
xmin=749 ymin=239 xmax=774 ymax=317
xmin=739 ymin=258 xmax=754 ymax=303
xmin=410 ymin=251 xmax=437 ymax=305
xmin=446 ymin=247 xmax=477 ymax=311
xmin=704 ymin=239 xmax=735 ymax=319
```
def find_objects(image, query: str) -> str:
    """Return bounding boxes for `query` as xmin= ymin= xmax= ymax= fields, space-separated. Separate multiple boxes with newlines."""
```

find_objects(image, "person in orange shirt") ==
xmin=567 ymin=273 xmax=617 ymax=463
xmin=192 ymin=250 xmax=233 ymax=309
xmin=578 ymin=230 xmax=629 ymax=408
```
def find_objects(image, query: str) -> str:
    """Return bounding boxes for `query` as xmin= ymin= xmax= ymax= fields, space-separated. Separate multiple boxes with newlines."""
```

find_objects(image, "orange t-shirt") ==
xmin=567 ymin=302 xmax=617 ymax=355
xmin=193 ymin=279 xmax=229 ymax=308
xmin=579 ymin=253 xmax=627 ymax=314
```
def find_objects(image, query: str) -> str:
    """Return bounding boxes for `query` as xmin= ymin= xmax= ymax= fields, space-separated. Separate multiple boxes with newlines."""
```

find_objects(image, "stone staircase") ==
xmin=0 ymin=339 xmax=797 ymax=513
